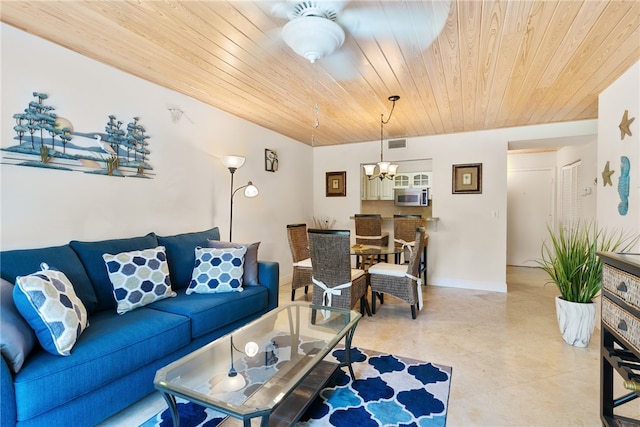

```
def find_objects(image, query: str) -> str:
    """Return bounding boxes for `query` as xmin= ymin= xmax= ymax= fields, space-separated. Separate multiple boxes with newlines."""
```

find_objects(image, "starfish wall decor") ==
xmin=602 ymin=161 xmax=615 ymax=186
xmin=619 ymin=109 xmax=635 ymax=140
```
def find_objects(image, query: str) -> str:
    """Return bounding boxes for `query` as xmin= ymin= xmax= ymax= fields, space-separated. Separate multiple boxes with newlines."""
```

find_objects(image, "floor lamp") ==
xmin=221 ymin=155 xmax=259 ymax=241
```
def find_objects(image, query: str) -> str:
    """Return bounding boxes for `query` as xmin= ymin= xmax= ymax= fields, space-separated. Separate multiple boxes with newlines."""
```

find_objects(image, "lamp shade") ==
xmin=378 ymin=161 xmax=390 ymax=174
xmin=282 ymin=16 xmax=345 ymax=63
xmin=221 ymin=155 xmax=246 ymax=170
xmin=363 ymin=164 xmax=377 ymax=176
xmin=243 ymin=182 xmax=259 ymax=198
xmin=387 ymin=164 xmax=399 ymax=176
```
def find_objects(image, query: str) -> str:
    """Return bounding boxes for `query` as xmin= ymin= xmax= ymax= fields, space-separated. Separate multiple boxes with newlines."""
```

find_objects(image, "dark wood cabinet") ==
xmin=599 ymin=252 xmax=640 ymax=426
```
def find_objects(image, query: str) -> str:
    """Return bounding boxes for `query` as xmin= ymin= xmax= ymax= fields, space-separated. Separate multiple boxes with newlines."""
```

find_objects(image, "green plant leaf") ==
xmin=536 ymin=222 xmax=638 ymax=303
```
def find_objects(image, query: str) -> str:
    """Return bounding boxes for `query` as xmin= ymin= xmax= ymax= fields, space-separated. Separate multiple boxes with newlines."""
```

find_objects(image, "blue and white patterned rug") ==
xmin=143 ymin=347 xmax=451 ymax=427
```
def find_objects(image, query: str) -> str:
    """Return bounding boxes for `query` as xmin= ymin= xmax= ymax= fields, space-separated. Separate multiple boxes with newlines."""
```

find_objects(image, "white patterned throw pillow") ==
xmin=13 ymin=263 xmax=89 ymax=356
xmin=187 ymin=246 xmax=247 ymax=294
xmin=103 ymin=246 xmax=176 ymax=314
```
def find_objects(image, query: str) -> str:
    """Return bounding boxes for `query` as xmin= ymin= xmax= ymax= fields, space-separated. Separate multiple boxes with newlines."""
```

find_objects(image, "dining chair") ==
xmin=308 ymin=229 xmax=370 ymax=316
xmin=368 ymin=227 xmax=427 ymax=319
xmin=393 ymin=214 xmax=428 ymax=284
xmin=354 ymin=214 xmax=389 ymax=246
xmin=354 ymin=213 xmax=390 ymax=270
xmin=286 ymin=223 xmax=312 ymax=301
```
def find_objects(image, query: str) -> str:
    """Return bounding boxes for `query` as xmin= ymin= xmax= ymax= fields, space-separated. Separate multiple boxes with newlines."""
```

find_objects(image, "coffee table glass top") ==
xmin=154 ymin=302 xmax=361 ymax=420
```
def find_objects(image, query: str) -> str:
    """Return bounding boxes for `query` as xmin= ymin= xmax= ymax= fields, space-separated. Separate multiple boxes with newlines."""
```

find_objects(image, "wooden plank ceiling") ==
xmin=2 ymin=1 xmax=639 ymax=147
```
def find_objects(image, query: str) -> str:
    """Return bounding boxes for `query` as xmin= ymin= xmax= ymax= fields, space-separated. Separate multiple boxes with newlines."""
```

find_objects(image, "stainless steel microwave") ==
xmin=394 ymin=188 xmax=429 ymax=206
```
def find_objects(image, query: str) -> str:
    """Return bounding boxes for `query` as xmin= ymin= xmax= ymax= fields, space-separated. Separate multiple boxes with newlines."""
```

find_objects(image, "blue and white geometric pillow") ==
xmin=103 ymin=246 xmax=176 ymax=315
xmin=13 ymin=263 xmax=89 ymax=356
xmin=186 ymin=246 xmax=247 ymax=294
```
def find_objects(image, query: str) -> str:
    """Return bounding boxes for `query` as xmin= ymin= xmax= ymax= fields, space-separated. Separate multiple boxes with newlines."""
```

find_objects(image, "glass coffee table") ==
xmin=154 ymin=302 xmax=362 ymax=427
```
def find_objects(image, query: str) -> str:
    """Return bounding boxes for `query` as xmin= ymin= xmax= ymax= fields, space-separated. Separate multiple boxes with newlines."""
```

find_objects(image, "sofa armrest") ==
xmin=1 ymin=355 xmax=16 ymax=427
xmin=258 ymin=261 xmax=279 ymax=311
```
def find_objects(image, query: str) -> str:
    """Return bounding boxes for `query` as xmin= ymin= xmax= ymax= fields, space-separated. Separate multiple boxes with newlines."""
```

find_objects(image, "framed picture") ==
xmin=265 ymin=149 xmax=278 ymax=172
xmin=326 ymin=171 xmax=346 ymax=197
xmin=452 ymin=163 xmax=482 ymax=194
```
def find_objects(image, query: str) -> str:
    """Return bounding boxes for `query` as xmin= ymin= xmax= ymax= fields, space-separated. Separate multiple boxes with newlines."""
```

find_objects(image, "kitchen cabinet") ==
xmin=412 ymin=172 xmax=432 ymax=188
xmin=393 ymin=172 xmax=432 ymax=189
xmin=393 ymin=174 xmax=411 ymax=189
xmin=362 ymin=175 xmax=394 ymax=200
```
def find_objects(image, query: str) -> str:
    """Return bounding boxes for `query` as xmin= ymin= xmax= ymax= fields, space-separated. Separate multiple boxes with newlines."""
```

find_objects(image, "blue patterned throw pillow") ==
xmin=187 ymin=246 xmax=247 ymax=294
xmin=103 ymin=246 xmax=176 ymax=314
xmin=13 ymin=263 xmax=89 ymax=356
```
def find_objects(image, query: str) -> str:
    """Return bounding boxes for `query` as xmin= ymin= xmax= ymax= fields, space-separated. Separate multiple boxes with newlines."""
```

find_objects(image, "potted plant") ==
xmin=537 ymin=222 xmax=638 ymax=347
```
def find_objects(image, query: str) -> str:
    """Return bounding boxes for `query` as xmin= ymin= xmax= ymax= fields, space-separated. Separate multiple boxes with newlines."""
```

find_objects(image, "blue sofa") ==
xmin=0 ymin=228 xmax=279 ymax=427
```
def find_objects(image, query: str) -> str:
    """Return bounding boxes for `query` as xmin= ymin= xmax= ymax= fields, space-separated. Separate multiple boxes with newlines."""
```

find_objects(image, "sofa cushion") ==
xmin=103 ymin=246 xmax=176 ymax=314
xmin=0 ymin=244 xmax=98 ymax=314
xmin=156 ymin=227 xmax=221 ymax=290
xmin=208 ymin=240 xmax=261 ymax=286
xmin=149 ymin=286 xmax=268 ymax=338
xmin=14 ymin=264 xmax=89 ymax=356
xmin=13 ymin=307 xmax=190 ymax=421
xmin=0 ymin=278 xmax=36 ymax=373
xmin=187 ymin=246 xmax=247 ymax=294
xmin=69 ymin=233 xmax=159 ymax=312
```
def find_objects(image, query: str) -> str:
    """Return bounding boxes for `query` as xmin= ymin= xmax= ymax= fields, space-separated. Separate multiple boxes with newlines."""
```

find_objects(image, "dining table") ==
xmin=350 ymin=244 xmax=404 ymax=270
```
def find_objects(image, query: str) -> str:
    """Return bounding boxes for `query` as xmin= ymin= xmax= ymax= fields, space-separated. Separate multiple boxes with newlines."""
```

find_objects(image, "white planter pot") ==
xmin=555 ymin=296 xmax=596 ymax=347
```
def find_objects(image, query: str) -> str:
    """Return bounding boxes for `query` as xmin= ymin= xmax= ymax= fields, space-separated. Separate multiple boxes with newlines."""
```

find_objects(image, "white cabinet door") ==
xmin=412 ymin=172 xmax=432 ymax=187
xmin=379 ymin=178 xmax=394 ymax=200
xmin=393 ymin=174 xmax=411 ymax=189
xmin=366 ymin=178 xmax=380 ymax=199
xmin=362 ymin=175 xmax=394 ymax=200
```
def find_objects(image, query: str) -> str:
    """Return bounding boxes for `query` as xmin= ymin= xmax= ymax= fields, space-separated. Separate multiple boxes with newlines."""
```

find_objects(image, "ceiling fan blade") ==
xmin=318 ymin=47 xmax=363 ymax=81
xmin=339 ymin=0 xmax=451 ymax=50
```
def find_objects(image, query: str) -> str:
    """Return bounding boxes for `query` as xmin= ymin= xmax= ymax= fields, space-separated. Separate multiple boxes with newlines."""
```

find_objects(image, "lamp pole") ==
xmin=221 ymin=155 xmax=258 ymax=242
xmin=229 ymin=174 xmax=257 ymax=241
xmin=228 ymin=166 xmax=237 ymax=242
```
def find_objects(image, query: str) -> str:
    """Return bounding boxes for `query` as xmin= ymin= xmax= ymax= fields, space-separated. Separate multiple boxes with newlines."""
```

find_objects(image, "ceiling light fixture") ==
xmin=281 ymin=10 xmax=345 ymax=63
xmin=364 ymin=95 xmax=401 ymax=181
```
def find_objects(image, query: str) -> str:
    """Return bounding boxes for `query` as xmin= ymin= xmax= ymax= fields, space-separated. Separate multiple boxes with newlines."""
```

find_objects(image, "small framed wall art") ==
xmin=265 ymin=149 xmax=278 ymax=172
xmin=326 ymin=171 xmax=346 ymax=197
xmin=452 ymin=163 xmax=482 ymax=194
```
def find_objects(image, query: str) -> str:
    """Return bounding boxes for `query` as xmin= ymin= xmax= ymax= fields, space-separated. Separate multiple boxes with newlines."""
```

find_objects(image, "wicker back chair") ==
xmin=393 ymin=215 xmax=428 ymax=284
xmin=307 ymin=229 xmax=369 ymax=315
xmin=368 ymin=227 xmax=427 ymax=319
xmin=354 ymin=214 xmax=389 ymax=246
xmin=286 ymin=224 xmax=312 ymax=301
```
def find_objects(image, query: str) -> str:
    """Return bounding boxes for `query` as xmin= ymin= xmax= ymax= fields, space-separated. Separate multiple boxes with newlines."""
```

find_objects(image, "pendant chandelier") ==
xmin=364 ymin=95 xmax=400 ymax=180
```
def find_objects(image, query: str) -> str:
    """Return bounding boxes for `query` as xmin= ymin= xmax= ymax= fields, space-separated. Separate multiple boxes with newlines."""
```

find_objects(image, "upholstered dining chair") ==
xmin=369 ymin=227 xmax=427 ymax=319
xmin=286 ymin=223 xmax=312 ymax=301
xmin=393 ymin=214 xmax=428 ymax=284
xmin=307 ymin=229 xmax=370 ymax=316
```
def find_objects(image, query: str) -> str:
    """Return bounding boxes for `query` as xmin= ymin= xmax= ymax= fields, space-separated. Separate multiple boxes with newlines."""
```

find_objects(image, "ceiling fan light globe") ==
xmin=282 ymin=16 xmax=345 ymax=63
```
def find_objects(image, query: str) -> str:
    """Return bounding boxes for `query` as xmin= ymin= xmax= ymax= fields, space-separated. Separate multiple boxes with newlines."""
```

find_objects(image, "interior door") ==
xmin=507 ymin=168 xmax=555 ymax=267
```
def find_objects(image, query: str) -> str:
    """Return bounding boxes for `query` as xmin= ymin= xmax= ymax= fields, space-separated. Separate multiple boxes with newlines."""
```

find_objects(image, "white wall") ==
xmin=314 ymin=121 xmax=597 ymax=292
xmin=3 ymin=23 xmax=614 ymax=294
xmin=0 ymin=24 xmax=314 ymax=282
xmin=597 ymin=61 xmax=640 ymax=239
xmin=506 ymin=139 xmax=598 ymax=267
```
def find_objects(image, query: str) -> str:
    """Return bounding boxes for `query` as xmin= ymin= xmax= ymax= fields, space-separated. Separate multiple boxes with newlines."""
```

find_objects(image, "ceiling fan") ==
xmin=270 ymin=1 xmax=451 ymax=67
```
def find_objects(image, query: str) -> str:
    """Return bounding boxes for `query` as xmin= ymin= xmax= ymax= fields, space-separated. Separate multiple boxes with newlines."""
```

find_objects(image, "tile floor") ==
xmin=100 ymin=266 xmax=640 ymax=426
